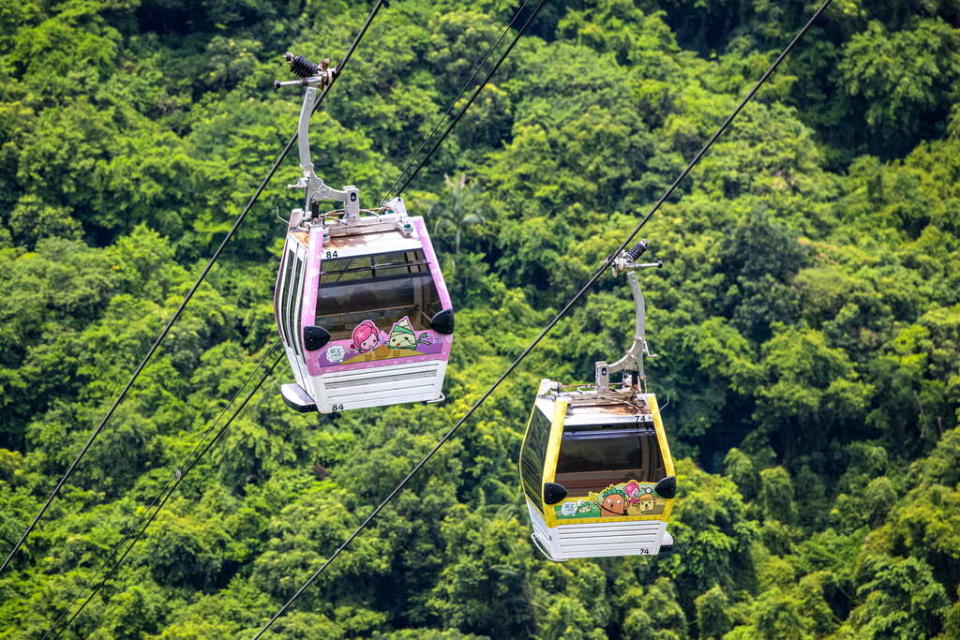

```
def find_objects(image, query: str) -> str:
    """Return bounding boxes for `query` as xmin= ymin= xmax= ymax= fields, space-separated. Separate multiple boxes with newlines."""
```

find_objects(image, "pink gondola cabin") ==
xmin=272 ymin=53 xmax=454 ymax=413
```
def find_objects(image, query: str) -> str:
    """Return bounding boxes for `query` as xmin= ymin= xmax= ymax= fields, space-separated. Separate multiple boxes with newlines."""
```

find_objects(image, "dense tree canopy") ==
xmin=1 ymin=0 xmax=959 ymax=638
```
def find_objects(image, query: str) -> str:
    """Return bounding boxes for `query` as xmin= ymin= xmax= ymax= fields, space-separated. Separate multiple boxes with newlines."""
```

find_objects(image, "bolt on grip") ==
xmin=624 ymin=240 xmax=648 ymax=262
xmin=285 ymin=52 xmax=323 ymax=78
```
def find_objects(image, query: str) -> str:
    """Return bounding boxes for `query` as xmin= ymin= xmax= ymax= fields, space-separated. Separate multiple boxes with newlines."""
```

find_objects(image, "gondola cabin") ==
xmin=520 ymin=380 xmax=676 ymax=560
xmin=272 ymin=53 xmax=453 ymax=414
xmin=519 ymin=240 xmax=676 ymax=560
xmin=275 ymin=201 xmax=454 ymax=414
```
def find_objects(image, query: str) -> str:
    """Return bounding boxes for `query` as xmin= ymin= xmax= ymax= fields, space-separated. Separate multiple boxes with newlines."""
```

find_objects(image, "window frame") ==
xmin=555 ymin=426 xmax=666 ymax=496
xmin=279 ymin=248 xmax=297 ymax=348
xmin=316 ymin=249 xmax=442 ymax=339
xmin=289 ymin=253 xmax=305 ymax=356
xmin=520 ymin=408 xmax=552 ymax=512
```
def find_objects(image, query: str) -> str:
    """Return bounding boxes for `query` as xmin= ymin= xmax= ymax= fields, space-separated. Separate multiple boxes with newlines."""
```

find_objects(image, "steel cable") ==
xmin=44 ymin=346 xmax=285 ymax=639
xmin=381 ymin=0 xmax=535 ymax=204
xmin=252 ymin=1 xmax=834 ymax=635
xmin=385 ymin=0 xmax=548 ymax=199
xmin=389 ymin=0 xmax=546 ymax=199
xmin=0 ymin=0 xmax=388 ymax=578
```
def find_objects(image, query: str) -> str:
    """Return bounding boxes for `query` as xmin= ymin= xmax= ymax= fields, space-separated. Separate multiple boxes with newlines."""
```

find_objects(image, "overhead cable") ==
xmin=45 ymin=346 xmax=284 ymax=639
xmin=0 ymin=0 xmax=388 ymax=577
xmin=388 ymin=0 xmax=546 ymax=198
xmin=252 ymin=1 xmax=834 ymax=636
xmin=381 ymin=0 xmax=535 ymax=203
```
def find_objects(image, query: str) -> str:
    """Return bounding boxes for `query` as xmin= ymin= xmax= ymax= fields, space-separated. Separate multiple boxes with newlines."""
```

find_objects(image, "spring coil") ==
xmin=285 ymin=52 xmax=321 ymax=78
xmin=624 ymin=240 xmax=648 ymax=262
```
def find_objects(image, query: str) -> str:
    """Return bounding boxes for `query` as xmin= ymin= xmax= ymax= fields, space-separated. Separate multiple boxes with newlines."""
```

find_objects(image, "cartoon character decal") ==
xmin=555 ymin=479 xmax=667 ymax=520
xmin=351 ymin=320 xmax=381 ymax=353
xmin=641 ymin=493 xmax=657 ymax=509
xmin=633 ymin=493 xmax=656 ymax=514
xmin=329 ymin=316 xmax=437 ymax=365
xmin=599 ymin=488 xmax=628 ymax=517
xmin=325 ymin=345 xmax=346 ymax=363
xmin=388 ymin=317 xmax=432 ymax=349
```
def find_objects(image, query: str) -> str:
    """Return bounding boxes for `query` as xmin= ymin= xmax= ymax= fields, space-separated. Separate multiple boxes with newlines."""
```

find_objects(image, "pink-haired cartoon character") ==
xmin=351 ymin=320 xmax=381 ymax=353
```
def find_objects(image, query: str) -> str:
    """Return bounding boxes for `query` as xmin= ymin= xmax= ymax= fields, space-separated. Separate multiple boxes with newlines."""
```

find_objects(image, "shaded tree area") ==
xmin=643 ymin=0 xmax=960 ymax=162
xmin=1 ymin=0 xmax=959 ymax=638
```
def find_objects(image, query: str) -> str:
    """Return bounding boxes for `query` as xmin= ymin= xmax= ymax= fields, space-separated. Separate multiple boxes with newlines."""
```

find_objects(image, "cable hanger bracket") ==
xmin=274 ymin=52 xmax=361 ymax=225
xmin=595 ymin=240 xmax=663 ymax=395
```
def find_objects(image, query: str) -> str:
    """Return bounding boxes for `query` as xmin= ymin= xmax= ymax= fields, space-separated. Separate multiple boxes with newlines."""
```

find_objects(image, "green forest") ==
xmin=2 ymin=0 xmax=960 ymax=637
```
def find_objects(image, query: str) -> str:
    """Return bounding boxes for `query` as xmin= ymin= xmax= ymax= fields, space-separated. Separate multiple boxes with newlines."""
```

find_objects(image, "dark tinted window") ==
xmin=555 ymin=429 xmax=665 ymax=497
xmin=316 ymin=250 xmax=442 ymax=339
xmin=520 ymin=409 xmax=551 ymax=511
xmin=278 ymin=249 xmax=297 ymax=348
xmin=289 ymin=255 xmax=304 ymax=355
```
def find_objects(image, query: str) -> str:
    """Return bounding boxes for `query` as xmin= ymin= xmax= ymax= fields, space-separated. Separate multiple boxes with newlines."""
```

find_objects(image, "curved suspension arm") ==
xmin=605 ymin=268 xmax=648 ymax=378
xmin=276 ymin=53 xmax=360 ymax=223
xmin=595 ymin=241 xmax=662 ymax=392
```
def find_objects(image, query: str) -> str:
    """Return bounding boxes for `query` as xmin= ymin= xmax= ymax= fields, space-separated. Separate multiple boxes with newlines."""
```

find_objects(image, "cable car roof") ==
xmin=300 ymin=227 xmax=423 ymax=258
xmin=537 ymin=383 xmax=656 ymax=427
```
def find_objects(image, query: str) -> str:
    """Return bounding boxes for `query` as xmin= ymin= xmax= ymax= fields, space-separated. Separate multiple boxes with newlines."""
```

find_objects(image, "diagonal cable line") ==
xmin=251 ymin=1 xmax=834 ymax=636
xmin=382 ymin=0 xmax=534 ymax=203
xmin=385 ymin=0 xmax=547 ymax=202
xmin=45 ymin=346 xmax=285 ymax=640
xmin=43 ymin=343 xmax=281 ymax=638
xmin=0 ymin=0 xmax=388 ymax=578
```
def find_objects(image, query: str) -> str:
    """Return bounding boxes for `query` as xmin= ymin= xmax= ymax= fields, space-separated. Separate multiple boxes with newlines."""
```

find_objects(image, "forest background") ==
xmin=1 ymin=0 xmax=959 ymax=638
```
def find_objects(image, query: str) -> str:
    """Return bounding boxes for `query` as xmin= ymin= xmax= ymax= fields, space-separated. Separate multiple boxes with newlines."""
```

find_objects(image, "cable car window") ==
xmin=322 ymin=250 xmax=429 ymax=282
xmin=520 ymin=410 xmax=551 ymax=511
xmin=555 ymin=429 xmax=666 ymax=497
xmin=273 ymin=252 xmax=287 ymax=344
xmin=289 ymin=254 xmax=304 ymax=355
xmin=316 ymin=250 xmax=442 ymax=339
xmin=279 ymin=249 xmax=297 ymax=348
xmin=283 ymin=252 xmax=299 ymax=352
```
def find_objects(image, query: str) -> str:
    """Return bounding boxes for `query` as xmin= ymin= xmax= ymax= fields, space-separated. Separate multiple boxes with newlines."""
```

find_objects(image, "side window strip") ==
xmin=290 ymin=254 xmax=305 ymax=356
xmin=282 ymin=249 xmax=297 ymax=350
xmin=275 ymin=250 xmax=289 ymax=346
xmin=520 ymin=410 xmax=551 ymax=511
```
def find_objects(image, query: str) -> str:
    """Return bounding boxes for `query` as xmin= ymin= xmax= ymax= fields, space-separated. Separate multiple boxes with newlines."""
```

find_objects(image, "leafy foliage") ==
xmin=1 ymin=0 xmax=959 ymax=638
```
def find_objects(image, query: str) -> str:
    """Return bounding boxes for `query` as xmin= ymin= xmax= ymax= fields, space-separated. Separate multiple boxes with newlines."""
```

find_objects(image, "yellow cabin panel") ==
xmin=542 ymin=395 xmax=675 ymax=528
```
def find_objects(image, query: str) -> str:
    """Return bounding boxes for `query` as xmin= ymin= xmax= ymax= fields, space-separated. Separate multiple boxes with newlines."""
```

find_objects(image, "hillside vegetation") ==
xmin=1 ymin=0 xmax=959 ymax=638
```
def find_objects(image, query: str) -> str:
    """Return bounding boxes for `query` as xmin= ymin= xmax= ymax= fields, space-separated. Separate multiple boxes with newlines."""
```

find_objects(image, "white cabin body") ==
xmin=520 ymin=380 xmax=676 ymax=561
xmin=274 ymin=204 xmax=453 ymax=414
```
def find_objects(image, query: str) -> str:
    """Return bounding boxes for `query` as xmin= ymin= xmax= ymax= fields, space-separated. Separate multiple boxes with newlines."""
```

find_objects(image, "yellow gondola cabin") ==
xmin=519 ymin=241 xmax=677 ymax=560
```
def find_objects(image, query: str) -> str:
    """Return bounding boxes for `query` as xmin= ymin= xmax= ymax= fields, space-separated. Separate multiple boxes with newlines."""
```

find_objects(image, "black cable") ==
xmin=45 ymin=347 xmax=285 ymax=640
xmin=385 ymin=0 xmax=547 ymax=201
xmin=49 ymin=341 xmax=279 ymax=636
xmin=381 ymin=0 xmax=534 ymax=204
xmin=251 ymin=1 xmax=833 ymax=635
xmin=43 ymin=344 xmax=280 ymax=638
xmin=0 ymin=0 xmax=388 ymax=578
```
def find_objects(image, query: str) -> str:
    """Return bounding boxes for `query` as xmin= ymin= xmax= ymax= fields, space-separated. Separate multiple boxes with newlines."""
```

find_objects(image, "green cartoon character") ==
xmin=388 ymin=317 xmax=432 ymax=349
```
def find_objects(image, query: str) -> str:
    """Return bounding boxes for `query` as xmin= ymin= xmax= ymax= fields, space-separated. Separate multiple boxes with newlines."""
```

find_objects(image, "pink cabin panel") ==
xmin=303 ymin=219 xmax=453 ymax=377
xmin=300 ymin=224 xmax=322 ymax=334
xmin=414 ymin=217 xmax=453 ymax=310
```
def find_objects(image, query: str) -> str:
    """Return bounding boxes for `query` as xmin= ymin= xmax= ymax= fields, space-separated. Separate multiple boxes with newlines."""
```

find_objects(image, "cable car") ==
xmin=272 ymin=54 xmax=454 ymax=414
xmin=519 ymin=241 xmax=676 ymax=560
